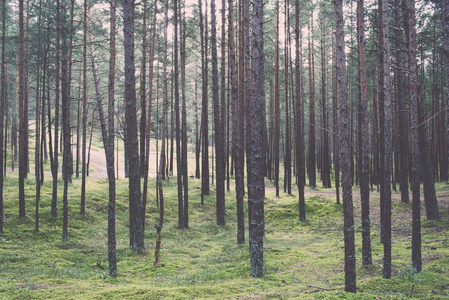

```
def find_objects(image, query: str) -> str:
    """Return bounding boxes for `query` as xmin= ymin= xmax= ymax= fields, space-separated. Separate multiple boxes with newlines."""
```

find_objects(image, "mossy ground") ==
xmin=1 ymin=163 xmax=449 ymax=299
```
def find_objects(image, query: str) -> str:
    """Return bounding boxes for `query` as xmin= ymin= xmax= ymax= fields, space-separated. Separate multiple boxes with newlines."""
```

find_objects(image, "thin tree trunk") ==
xmin=81 ymin=0 xmax=87 ymax=215
xmin=19 ymin=0 xmax=26 ymax=219
xmin=357 ymin=0 xmax=372 ymax=266
xmin=174 ymin=0 xmax=184 ymax=229
xmin=61 ymin=2 xmax=71 ymax=242
xmin=248 ymin=0 xmax=264 ymax=277
xmin=405 ymin=0 xmax=422 ymax=274
xmin=124 ymin=0 xmax=144 ymax=250
xmin=284 ymin=0 xmax=291 ymax=194
xmin=107 ymin=0 xmax=117 ymax=277
xmin=180 ymin=3 xmax=189 ymax=228
xmin=335 ymin=0 xmax=356 ymax=292
xmin=200 ymin=0 xmax=210 ymax=202
xmin=0 ymin=0 xmax=6 ymax=233
xmin=229 ymin=0 xmax=244 ymax=244
xmin=395 ymin=0 xmax=409 ymax=203
xmin=274 ymin=0 xmax=280 ymax=196
xmin=140 ymin=0 xmax=147 ymax=178
xmin=308 ymin=12 xmax=316 ymax=188
xmin=295 ymin=0 xmax=305 ymax=221
xmin=444 ymin=0 xmax=449 ymax=184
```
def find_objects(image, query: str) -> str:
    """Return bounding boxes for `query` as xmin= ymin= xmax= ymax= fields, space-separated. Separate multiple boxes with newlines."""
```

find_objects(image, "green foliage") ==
xmin=0 ymin=172 xmax=448 ymax=299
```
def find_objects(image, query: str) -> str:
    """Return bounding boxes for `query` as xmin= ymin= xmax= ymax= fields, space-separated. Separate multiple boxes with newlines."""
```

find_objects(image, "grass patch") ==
xmin=1 ymin=171 xmax=449 ymax=299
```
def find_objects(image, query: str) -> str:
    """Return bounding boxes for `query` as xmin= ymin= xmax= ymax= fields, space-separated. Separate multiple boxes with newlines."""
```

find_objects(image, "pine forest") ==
xmin=0 ymin=0 xmax=449 ymax=298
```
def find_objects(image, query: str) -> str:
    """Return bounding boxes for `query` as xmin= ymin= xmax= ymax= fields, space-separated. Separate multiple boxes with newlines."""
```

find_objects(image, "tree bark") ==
xmin=445 ymin=0 xmax=449 ymax=184
xmin=405 ymin=0 xmax=422 ymax=274
xmin=229 ymin=0 xmax=244 ymax=243
xmin=248 ymin=0 xmax=264 ymax=277
xmin=335 ymin=0 xmax=356 ymax=292
xmin=19 ymin=0 xmax=26 ymax=219
xmin=124 ymin=0 xmax=144 ymax=250
xmin=357 ymin=0 xmax=372 ymax=266
xmin=295 ymin=0 xmax=305 ymax=221
xmin=307 ymin=12 xmax=316 ymax=188
xmin=212 ymin=0 xmax=225 ymax=226
xmin=81 ymin=0 xmax=87 ymax=215
xmin=274 ymin=0 xmax=280 ymax=196
xmin=0 ymin=0 xmax=6 ymax=233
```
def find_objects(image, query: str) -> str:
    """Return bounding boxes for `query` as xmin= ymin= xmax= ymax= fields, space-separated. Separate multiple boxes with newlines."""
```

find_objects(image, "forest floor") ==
xmin=0 ymin=146 xmax=449 ymax=299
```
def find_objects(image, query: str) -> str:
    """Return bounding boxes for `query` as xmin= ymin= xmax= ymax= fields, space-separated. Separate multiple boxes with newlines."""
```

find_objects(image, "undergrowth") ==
xmin=0 ymin=172 xmax=448 ymax=299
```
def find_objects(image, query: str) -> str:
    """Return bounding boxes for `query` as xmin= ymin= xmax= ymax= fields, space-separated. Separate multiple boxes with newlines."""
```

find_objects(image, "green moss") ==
xmin=1 ymin=173 xmax=448 ymax=299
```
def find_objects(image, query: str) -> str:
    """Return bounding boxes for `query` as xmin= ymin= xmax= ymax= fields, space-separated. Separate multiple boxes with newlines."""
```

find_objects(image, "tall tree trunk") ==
xmin=405 ymin=0 xmax=421 ymax=274
xmin=229 ymin=0 xmax=244 ymax=243
xmin=395 ymin=0 xmax=409 ymax=203
xmin=143 ymin=0 xmax=158 ymax=244
xmin=200 ymin=0 xmax=210 ymax=202
xmin=107 ymin=0 xmax=117 ymax=277
xmin=357 ymin=0 xmax=372 ymax=266
xmin=444 ymin=0 xmax=449 ymax=184
xmin=332 ymin=33 xmax=340 ymax=204
xmin=284 ymin=0 xmax=291 ymax=194
xmin=18 ymin=0 xmax=26 ymax=219
xmin=81 ymin=0 xmax=87 ymax=215
xmin=0 ymin=0 xmax=6 ymax=233
xmin=274 ymin=0 xmax=280 ymax=196
xmin=379 ymin=0 xmax=393 ymax=279
xmin=124 ymin=0 xmax=144 ymax=250
xmin=307 ymin=12 xmax=316 ymax=188
xmin=248 ymin=0 xmax=264 ymax=277
xmin=335 ymin=0 xmax=356 ymax=292
xmin=140 ymin=0 xmax=147 ymax=178
xmin=212 ymin=0 xmax=225 ymax=225
xmin=180 ymin=3 xmax=189 ymax=228
xmin=61 ymin=3 xmax=71 ymax=242
xmin=295 ymin=0 xmax=305 ymax=221
xmin=174 ymin=0 xmax=184 ymax=229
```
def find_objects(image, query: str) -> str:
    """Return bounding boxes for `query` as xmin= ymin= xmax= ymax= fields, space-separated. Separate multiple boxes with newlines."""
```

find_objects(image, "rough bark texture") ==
xmin=335 ymin=0 xmax=356 ymax=292
xmin=379 ymin=0 xmax=393 ymax=279
xmin=274 ymin=0 xmax=280 ymax=197
xmin=307 ymin=12 xmax=316 ymax=188
xmin=445 ymin=0 xmax=449 ymax=184
xmin=180 ymin=4 xmax=189 ymax=229
xmin=211 ymin=0 xmax=225 ymax=226
xmin=174 ymin=0 xmax=184 ymax=230
xmin=107 ymin=0 xmax=117 ymax=277
xmin=229 ymin=0 xmax=244 ymax=244
xmin=200 ymin=0 xmax=210 ymax=202
xmin=19 ymin=0 xmax=26 ymax=219
xmin=332 ymin=34 xmax=340 ymax=205
xmin=0 ymin=0 xmax=6 ymax=233
xmin=395 ymin=0 xmax=409 ymax=204
xmin=124 ymin=0 xmax=144 ymax=250
xmin=140 ymin=0 xmax=147 ymax=178
xmin=405 ymin=0 xmax=422 ymax=274
xmin=357 ymin=0 xmax=372 ymax=266
xmin=248 ymin=0 xmax=264 ymax=277
xmin=61 ymin=4 xmax=71 ymax=242
xmin=295 ymin=0 xmax=305 ymax=221
xmin=81 ymin=0 xmax=87 ymax=215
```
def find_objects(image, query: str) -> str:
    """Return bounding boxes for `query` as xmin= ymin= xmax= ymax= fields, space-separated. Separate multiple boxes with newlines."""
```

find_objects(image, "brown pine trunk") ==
xmin=18 ymin=0 xmax=26 ymax=219
xmin=248 ymin=0 xmax=264 ymax=277
xmin=274 ymin=0 xmax=280 ymax=196
xmin=124 ymin=0 xmax=144 ymax=250
xmin=0 ymin=0 xmax=6 ymax=233
xmin=357 ymin=0 xmax=372 ymax=266
xmin=308 ymin=12 xmax=316 ymax=188
xmin=444 ymin=0 xmax=449 ymax=183
xmin=335 ymin=0 xmax=356 ymax=292
xmin=140 ymin=0 xmax=147 ymax=178
xmin=405 ymin=0 xmax=422 ymax=273
xmin=81 ymin=0 xmax=87 ymax=215
xmin=295 ymin=0 xmax=305 ymax=221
